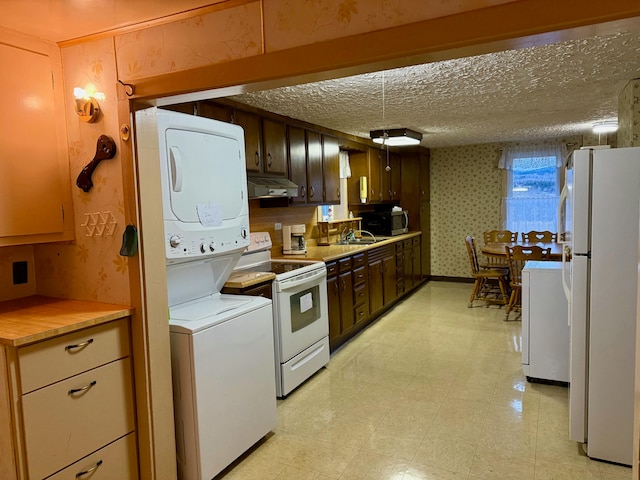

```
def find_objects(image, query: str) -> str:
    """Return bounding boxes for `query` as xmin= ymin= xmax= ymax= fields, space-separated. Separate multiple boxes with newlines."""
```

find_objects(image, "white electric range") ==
xmin=234 ymin=232 xmax=330 ymax=397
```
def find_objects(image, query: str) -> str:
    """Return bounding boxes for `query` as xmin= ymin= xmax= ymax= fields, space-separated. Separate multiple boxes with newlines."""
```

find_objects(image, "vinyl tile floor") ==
xmin=216 ymin=281 xmax=632 ymax=480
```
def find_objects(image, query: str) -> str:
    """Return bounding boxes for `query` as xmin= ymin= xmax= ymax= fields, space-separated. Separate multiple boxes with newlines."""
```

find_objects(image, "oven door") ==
xmin=273 ymin=268 xmax=328 ymax=363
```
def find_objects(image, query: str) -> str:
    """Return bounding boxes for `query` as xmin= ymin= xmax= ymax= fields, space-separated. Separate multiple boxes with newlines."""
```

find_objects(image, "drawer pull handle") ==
xmin=76 ymin=460 xmax=103 ymax=478
xmin=65 ymin=339 xmax=94 ymax=352
xmin=68 ymin=380 xmax=97 ymax=396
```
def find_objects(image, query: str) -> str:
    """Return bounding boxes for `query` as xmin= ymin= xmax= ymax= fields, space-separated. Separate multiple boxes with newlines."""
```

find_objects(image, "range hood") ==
xmin=247 ymin=176 xmax=299 ymax=199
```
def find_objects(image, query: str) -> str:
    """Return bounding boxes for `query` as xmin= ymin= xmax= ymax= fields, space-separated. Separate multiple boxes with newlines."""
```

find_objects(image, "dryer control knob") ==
xmin=169 ymin=235 xmax=181 ymax=248
xmin=209 ymin=243 xmax=215 ymax=252
xmin=241 ymin=228 xmax=248 ymax=239
xmin=200 ymin=243 xmax=207 ymax=254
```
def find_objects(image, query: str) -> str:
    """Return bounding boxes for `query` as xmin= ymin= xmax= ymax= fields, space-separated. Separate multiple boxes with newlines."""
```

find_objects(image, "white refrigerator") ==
xmin=560 ymin=146 xmax=640 ymax=466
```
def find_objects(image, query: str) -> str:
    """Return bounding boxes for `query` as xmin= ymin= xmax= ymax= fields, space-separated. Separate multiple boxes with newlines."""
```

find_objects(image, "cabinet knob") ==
xmin=337 ymin=188 xmax=340 ymax=198
xmin=267 ymin=153 xmax=273 ymax=167
xmin=310 ymin=186 xmax=315 ymax=198
xmin=300 ymin=185 xmax=306 ymax=197
xmin=254 ymin=152 xmax=260 ymax=166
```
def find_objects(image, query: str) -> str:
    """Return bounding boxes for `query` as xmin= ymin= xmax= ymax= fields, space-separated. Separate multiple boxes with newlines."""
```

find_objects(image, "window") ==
xmin=499 ymin=143 xmax=566 ymax=234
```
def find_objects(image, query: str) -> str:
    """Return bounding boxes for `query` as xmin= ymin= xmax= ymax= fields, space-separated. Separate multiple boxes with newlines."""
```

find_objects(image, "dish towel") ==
xmin=339 ymin=151 xmax=351 ymax=178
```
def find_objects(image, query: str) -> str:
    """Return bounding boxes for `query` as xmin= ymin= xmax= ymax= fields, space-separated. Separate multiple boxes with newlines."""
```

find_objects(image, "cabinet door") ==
xmin=322 ymin=134 xmax=340 ymax=204
xmin=412 ymin=241 xmax=422 ymax=284
xmin=327 ymin=276 xmax=341 ymax=343
xmin=382 ymin=255 xmax=397 ymax=305
xmin=306 ymin=130 xmax=323 ymax=204
xmin=404 ymin=240 xmax=413 ymax=291
xmin=390 ymin=152 xmax=402 ymax=202
xmin=368 ymin=147 xmax=382 ymax=202
xmin=368 ymin=259 xmax=384 ymax=314
xmin=380 ymin=149 xmax=392 ymax=202
xmin=262 ymin=118 xmax=287 ymax=176
xmin=0 ymin=44 xmax=65 ymax=238
xmin=287 ymin=125 xmax=308 ymax=205
xmin=232 ymin=109 xmax=262 ymax=173
xmin=198 ymin=101 xmax=231 ymax=122
xmin=339 ymin=272 xmax=354 ymax=335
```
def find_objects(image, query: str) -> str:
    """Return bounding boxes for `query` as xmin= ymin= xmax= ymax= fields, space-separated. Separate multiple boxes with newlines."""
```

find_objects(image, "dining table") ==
xmin=481 ymin=241 xmax=564 ymax=262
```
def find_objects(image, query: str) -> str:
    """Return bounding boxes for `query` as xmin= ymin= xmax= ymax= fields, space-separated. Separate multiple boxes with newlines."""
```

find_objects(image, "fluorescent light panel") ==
xmin=370 ymin=128 xmax=422 ymax=146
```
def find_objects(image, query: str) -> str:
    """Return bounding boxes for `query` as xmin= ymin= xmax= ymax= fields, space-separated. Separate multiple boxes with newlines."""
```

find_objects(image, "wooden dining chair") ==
xmin=483 ymin=230 xmax=518 ymax=243
xmin=505 ymin=245 xmax=551 ymax=320
xmin=465 ymin=236 xmax=509 ymax=308
xmin=521 ymin=230 xmax=558 ymax=243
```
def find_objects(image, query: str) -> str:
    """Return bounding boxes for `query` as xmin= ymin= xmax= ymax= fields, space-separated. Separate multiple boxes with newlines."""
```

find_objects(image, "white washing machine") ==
xmin=170 ymin=293 xmax=276 ymax=480
xmin=136 ymin=108 xmax=278 ymax=480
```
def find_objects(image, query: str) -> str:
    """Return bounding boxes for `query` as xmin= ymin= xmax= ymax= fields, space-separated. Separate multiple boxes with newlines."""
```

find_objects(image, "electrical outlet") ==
xmin=12 ymin=261 xmax=28 ymax=285
xmin=275 ymin=223 xmax=282 ymax=231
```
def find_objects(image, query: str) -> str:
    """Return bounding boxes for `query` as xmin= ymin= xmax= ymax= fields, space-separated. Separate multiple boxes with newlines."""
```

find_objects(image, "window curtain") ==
xmin=499 ymin=141 xmax=566 ymax=232
xmin=498 ymin=142 xmax=566 ymax=170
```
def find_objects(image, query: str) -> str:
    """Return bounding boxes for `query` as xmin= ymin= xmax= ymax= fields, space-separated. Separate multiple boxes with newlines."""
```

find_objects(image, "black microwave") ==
xmin=361 ymin=210 xmax=409 ymax=236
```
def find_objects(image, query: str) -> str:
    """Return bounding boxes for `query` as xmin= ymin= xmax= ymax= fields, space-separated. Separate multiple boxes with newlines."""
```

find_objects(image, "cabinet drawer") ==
xmin=354 ymin=283 xmax=369 ymax=307
xmin=22 ymin=357 xmax=135 ymax=479
xmin=326 ymin=261 xmax=338 ymax=277
xmin=354 ymin=303 xmax=369 ymax=324
xmin=338 ymin=257 xmax=352 ymax=272
xmin=352 ymin=253 xmax=367 ymax=269
xmin=353 ymin=266 xmax=367 ymax=286
xmin=18 ymin=318 xmax=130 ymax=394
xmin=46 ymin=433 xmax=138 ymax=480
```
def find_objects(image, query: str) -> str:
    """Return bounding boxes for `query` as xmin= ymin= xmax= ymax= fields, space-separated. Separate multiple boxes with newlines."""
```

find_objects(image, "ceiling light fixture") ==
xmin=370 ymin=128 xmax=423 ymax=146
xmin=369 ymin=71 xmax=423 ymax=148
xmin=592 ymin=121 xmax=618 ymax=134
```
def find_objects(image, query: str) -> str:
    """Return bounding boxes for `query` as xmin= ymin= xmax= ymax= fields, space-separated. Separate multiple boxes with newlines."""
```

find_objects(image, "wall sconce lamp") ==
xmin=74 ymin=87 xmax=104 ymax=123
xmin=592 ymin=121 xmax=618 ymax=134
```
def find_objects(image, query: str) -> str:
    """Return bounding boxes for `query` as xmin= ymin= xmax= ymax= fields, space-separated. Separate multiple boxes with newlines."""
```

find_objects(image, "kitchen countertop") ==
xmin=224 ymin=271 xmax=276 ymax=289
xmin=0 ymin=295 xmax=134 ymax=347
xmin=275 ymin=231 xmax=422 ymax=262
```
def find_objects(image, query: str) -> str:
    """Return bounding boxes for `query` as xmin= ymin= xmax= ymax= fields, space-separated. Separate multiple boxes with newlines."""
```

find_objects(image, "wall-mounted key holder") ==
xmin=76 ymin=135 xmax=117 ymax=192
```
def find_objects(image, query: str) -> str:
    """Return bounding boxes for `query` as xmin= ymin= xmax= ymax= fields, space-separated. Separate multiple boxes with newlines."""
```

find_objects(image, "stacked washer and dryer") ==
xmin=136 ymin=108 xmax=277 ymax=480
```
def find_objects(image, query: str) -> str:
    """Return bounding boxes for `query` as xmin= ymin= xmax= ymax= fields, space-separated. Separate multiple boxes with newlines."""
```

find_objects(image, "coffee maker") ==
xmin=282 ymin=224 xmax=307 ymax=255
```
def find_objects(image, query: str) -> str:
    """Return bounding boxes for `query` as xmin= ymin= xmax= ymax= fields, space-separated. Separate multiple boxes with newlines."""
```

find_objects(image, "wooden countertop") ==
xmin=224 ymin=271 xmax=276 ymax=289
xmin=276 ymin=231 xmax=422 ymax=262
xmin=0 ymin=296 xmax=134 ymax=347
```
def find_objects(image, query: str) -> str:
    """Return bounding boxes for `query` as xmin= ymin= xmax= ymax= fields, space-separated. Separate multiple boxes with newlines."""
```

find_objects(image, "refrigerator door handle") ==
xmin=561 ymin=245 xmax=571 ymax=325
xmin=558 ymin=180 xmax=569 ymax=237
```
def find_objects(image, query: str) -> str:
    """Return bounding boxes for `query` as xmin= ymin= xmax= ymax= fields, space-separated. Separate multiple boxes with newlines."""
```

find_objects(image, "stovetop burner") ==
xmin=234 ymin=232 xmax=325 ymax=281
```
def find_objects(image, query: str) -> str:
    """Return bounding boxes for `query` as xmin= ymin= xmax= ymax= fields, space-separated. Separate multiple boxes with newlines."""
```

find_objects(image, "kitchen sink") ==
xmin=334 ymin=238 xmax=377 ymax=245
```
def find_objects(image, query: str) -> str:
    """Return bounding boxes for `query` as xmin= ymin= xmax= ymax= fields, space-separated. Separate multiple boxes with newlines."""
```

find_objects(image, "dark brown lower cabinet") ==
xmin=328 ymin=234 xmax=422 ymax=352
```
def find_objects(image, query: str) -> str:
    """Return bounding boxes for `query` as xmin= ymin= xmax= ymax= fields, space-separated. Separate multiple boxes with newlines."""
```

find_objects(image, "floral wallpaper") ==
xmin=430 ymin=144 xmax=503 ymax=278
xmin=430 ymin=137 xmax=581 ymax=279
xmin=618 ymin=79 xmax=640 ymax=148
xmin=33 ymin=37 xmax=131 ymax=305
xmin=262 ymin=0 xmax=518 ymax=52
xmin=115 ymin=2 xmax=262 ymax=80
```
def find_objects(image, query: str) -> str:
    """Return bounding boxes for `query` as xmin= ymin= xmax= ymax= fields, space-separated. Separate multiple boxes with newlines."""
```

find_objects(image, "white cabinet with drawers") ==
xmin=0 ymin=303 xmax=137 ymax=480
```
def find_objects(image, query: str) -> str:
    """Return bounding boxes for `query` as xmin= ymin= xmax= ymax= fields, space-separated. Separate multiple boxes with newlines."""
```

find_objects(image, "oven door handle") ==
xmin=276 ymin=269 xmax=326 ymax=293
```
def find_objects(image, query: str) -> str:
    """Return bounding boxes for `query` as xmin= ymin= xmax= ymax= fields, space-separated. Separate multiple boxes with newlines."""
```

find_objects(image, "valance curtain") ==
xmin=499 ymin=141 xmax=566 ymax=232
xmin=498 ymin=142 xmax=567 ymax=170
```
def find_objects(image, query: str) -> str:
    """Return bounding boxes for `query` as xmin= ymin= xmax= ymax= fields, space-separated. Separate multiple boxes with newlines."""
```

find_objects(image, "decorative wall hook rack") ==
xmin=76 ymin=135 xmax=117 ymax=193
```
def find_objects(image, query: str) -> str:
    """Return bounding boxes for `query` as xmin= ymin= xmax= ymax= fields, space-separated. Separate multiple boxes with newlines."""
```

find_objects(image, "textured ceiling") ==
xmin=230 ymin=31 xmax=640 ymax=148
